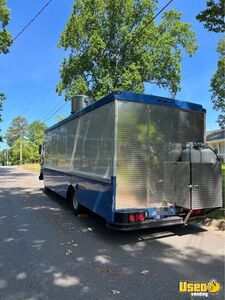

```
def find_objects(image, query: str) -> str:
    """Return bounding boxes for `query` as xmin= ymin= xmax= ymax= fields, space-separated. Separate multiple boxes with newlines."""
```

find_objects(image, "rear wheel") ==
xmin=67 ymin=188 xmax=82 ymax=215
xmin=72 ymin=192 xmax=82 ymax=215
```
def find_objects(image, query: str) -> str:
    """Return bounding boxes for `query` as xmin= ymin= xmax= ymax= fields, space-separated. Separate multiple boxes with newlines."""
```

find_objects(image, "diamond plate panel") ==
xmin=175 ymin=162 xmax=190 ymax=208
xmin=116 ymin=102 xmax=149 ymax=209
xmin=163 ymin=161 xmax=190 ymax=208
xmin=192 ymin=163 xmax=222 ymax=209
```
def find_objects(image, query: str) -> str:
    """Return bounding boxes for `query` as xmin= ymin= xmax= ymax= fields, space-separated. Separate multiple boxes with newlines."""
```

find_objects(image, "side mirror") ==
xmin=39 ymin=145 xmax=42 ymax=155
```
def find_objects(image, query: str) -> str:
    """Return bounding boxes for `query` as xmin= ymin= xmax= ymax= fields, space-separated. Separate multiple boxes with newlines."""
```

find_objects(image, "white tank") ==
xmin=201 ymin=148 xmax=217 ymax=163
xmin=181 ymin=148 xmax=201 ymax=163
xmin=168 ymin=149 xmax=181 ymax=161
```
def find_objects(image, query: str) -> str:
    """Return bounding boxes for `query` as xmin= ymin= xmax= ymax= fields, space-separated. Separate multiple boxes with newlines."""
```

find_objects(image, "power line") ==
xmin=41 ymin=98 xmax=66 ymax=121
xmin=24 ymin=52 xmax=67 ymax=120
xmin=127 ymin=0 xmax=173 ymax=47
xmin=42 ymin=102 xmax=68 ymax=123
xmin=13 ymin=0 xmax=54 ymax=41
xmin=12 ymin=0 xmax=64 ymax=121
xmin=17 ymin=0 xmax=173 ymax=124
xmin=111 ymin=0 xmax=173 ymax=86
xmin=26 ymin=78 xmax=59 ymax=120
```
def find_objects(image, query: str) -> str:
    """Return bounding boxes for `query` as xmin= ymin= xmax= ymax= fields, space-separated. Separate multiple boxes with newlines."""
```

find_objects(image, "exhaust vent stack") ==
xmin=71 ymin=95 xmax=92 ymax=114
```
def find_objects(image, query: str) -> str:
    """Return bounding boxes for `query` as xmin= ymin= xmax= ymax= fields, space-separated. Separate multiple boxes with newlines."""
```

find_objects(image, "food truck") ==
xmin=39 ymin=91 xmax=222 ymax=229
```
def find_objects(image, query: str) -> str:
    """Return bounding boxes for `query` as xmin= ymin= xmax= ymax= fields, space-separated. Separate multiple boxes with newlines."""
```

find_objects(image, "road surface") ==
xmin=0 ymin=167 xmax=224 ymax=300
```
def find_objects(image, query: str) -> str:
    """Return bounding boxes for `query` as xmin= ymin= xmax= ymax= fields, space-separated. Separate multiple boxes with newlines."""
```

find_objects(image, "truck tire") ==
xmin=72 ymin=191 xmax=82 ymax=215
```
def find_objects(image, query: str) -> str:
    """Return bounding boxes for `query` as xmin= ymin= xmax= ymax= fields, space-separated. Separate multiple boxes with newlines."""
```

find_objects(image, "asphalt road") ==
xmin=0 ymin=167 xmax=224 ymax=300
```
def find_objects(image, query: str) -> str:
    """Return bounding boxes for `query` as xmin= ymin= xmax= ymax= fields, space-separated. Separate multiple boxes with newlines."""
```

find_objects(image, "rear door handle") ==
xmin=188 ymin=184 xmax=199 ymax=189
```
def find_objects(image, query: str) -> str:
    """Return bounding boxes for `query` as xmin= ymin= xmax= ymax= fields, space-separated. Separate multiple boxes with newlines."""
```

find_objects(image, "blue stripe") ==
xmin=114 ymin=92 xmax=206 ymax=113
xmin=46 ymin=91 xmax=205 ymax=132
xmin=43 ymin=168 xmax=115 ymax=222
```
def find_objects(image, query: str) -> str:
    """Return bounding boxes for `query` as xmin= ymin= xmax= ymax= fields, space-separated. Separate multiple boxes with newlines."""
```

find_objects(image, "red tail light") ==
xmin=129 ymin=212 xmax=145 ymax=223
xmin=129 ymin=214 xmax=135 ymax=222
xmin=138 ymin=213 xmax=145 ymax=222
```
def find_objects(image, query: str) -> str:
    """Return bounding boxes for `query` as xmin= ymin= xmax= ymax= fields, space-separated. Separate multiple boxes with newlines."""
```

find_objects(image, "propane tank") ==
xmin=181 ymin=144 xmax=218 ymax=163
xmin=201 ymin=148 xmax=217 ymax=163
xmin=168 ymin=149 xmax=181 ymax=161
xmin=181 ymin=147 xmax=201 ymax=163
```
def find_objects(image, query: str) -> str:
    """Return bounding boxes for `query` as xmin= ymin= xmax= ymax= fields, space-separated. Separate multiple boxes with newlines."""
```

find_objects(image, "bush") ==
xmin=222 ymin=164 xmax=225 ymax=207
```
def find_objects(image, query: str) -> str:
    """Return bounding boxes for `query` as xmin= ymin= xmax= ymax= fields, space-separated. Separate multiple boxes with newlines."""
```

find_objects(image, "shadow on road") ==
xmin=0 ymin=167 xmax=224 ymax=300
xmin=0 ymin=166 xmax=35 ymax=177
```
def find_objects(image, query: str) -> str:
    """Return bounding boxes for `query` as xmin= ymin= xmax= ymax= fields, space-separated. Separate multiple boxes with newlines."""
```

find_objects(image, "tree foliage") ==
xmin=196 ymin=0 xmax=225 ymax=127
xmin=196 ymin=0 xmax=225 ymax=33
xmin=5 ymin=116 xmax=28 ymax=147
xmin=5 ymin=117 xmax=46 ymax=164
xmin=28 ymin=121 xmax=46 ymax=145
xmin=0 ymin=149 xmax=7 ymax=165
xmin=0 ymin=93 xmax=5 ymax=142
xmin=10 ymin=139 xmax=31 ymax=165
xmin=0 ymin=0 xmax=12 ymax=54
xmin=57 ymin=0 xmax=197 ymax=99
xmin=0 ymin=1 xmax=12 ymax=142
xmin=210 ymin=37 xmax=225 ymax=127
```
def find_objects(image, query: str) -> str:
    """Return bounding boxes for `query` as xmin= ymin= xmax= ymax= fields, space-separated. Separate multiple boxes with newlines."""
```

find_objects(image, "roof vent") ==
xmin=71 ymin=95 xmax=92 ymax=114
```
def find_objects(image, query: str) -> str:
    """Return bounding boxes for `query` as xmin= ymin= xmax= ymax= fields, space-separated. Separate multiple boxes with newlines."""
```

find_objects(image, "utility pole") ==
xmin=19 ymin=118 xmax=23 ymax=166
xmin=6 ymin=148 xmax=8 ymax=166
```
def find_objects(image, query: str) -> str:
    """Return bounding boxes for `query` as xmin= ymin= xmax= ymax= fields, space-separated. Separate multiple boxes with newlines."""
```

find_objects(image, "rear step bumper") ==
xmin=107 ymin=216 xmax=184 ymax=230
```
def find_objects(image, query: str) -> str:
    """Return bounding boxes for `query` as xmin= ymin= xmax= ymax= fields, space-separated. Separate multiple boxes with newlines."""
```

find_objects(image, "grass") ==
xmin=206 ymin=164 xmax=225 ymax=220
xmin=21 ymin=163 xmax=40 ymax=173
xmin=206 ymin=208 xmax=225 ymax=220
xmin=222 ymin=164 xmax=225 ymax=206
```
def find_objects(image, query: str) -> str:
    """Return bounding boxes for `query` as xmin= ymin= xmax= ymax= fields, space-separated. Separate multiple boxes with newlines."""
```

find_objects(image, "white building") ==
xmin=206 ymin=128 xmax=225 ymax=161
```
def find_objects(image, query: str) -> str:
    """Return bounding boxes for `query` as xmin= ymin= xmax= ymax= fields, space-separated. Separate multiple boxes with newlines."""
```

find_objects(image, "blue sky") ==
xmin=0 ymin=0 xmax=223 ymax=150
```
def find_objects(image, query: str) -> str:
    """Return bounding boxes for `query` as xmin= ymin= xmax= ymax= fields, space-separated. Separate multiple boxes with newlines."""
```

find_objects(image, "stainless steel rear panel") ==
xmin=163 ymin=161 xmax=190 ymax=209
xmin=175 ymin=162 xmax=190 ymax=208
xmin=191 ymin=163 xmax=222 ymax=209
xmin=116 ymin=102 xmax=149 ymax=209
xmin=115 ymin=100 xmax=205 ymax=210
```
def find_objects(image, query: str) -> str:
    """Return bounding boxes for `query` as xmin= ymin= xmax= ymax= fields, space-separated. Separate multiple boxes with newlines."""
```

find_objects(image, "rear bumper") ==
xmin=107 ymin=216 xmax=184 ymax=230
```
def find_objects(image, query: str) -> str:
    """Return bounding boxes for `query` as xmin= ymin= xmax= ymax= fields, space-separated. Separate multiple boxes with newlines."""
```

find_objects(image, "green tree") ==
xmin=0 ymin=1 xmax=12 ymax=141
xmin=5 ymin=118 xmax=46 ymax=164
xmin=0 ymin=149 xmax=9 ymax=165
xmin=10 ymin=139 xmax=32 ymax=165
xmin=28 ymin=121 xmax=46 ymax=145
xmin=0 ymin=0 xmax=12 ymax=54
xmin=57 ymin=0 xmax=197 ymax=100
xmin=210 ymin=37 xmax=225 ymax=127
xmin=196 ymin=0 xmax=224 ymax=33
xmin=5 ymin=116 xmax=28 ymax=147
xmin=196 ymin=0 xmax=224 ymax=127
xmin=0 ymin=93 xmax=5 ymax=142
xmin=27 ymin=121 xmax=46 ymax=162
